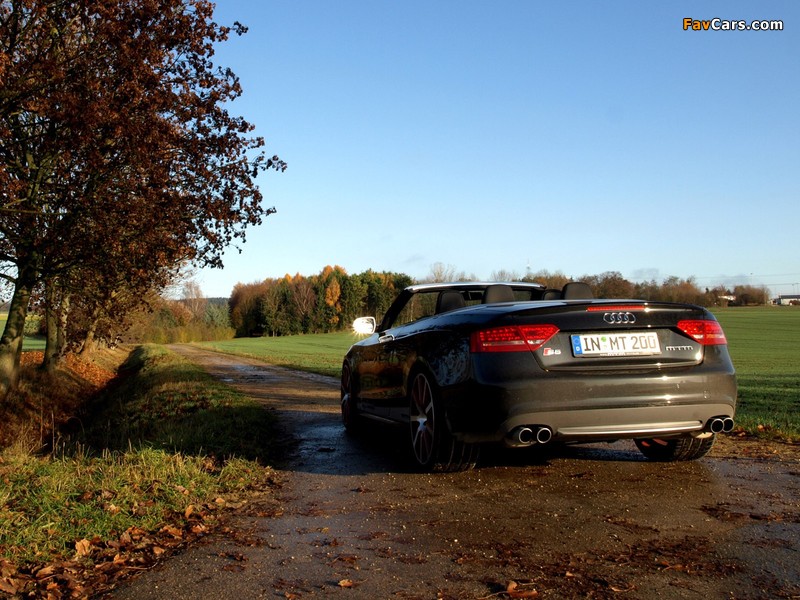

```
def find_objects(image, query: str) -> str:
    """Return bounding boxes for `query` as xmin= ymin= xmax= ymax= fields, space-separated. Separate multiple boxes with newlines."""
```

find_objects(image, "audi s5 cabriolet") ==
xmin=341 ymin=282 xmax=736 ymax=471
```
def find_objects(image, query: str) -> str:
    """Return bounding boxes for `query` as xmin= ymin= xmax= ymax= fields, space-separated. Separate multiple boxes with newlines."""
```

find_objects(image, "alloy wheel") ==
xmin=410 ymin=372 xmax=435 ymax=467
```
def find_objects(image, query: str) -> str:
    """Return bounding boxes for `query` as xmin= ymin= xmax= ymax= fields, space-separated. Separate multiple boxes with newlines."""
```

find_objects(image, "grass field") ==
xmin=199 ymin=331 xmax=358 ymax=378
xmin=712 ymin=307 xmax=798 ymax=439
xmin=199 ymin=307 xmax=799 ymax=440
xmin=0 ymin=313 xmax=46 ymax=351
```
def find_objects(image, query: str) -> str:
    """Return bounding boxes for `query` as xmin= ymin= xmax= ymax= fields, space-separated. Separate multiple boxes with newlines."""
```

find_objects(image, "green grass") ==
xmin=0 ymin=446 xmax=266 ymax=565
xmin=712 ymin=306 xmax=799 ymax=440
xmin=0 ymin=312 xmax=46 ymax=351
xmin=198 ymin=331 xmax=360 ymax=378
xmin=21 ymin=336 xmax=46 ymax=351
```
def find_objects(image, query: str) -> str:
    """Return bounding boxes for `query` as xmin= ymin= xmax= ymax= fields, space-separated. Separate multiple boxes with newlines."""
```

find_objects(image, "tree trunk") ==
xmin=57 ymin=292 xmax=70 ymax=358
xmin=42 ymin=278 xmax=59 ymax=373
xmin=0 ymin=265 xmax=36 ymax=400
xmin=78 ymin=306 xmax=101 ymax=357
xmin=42 ymin=280 xmax=71 ymax=373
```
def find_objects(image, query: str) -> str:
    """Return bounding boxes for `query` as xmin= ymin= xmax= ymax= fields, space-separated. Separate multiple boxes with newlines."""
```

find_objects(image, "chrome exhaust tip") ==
xmin=506 ymin=426 xmax=554 ymax=447
xmin=708 ymin=417 xmax=734 ymax=434
xmin=512 ymin=427 xmax=535 ymax=446
xmin=535 ymin=426 xmax=553 ymax=444
xmin=709 ymin=418 xmax=725 ymax=433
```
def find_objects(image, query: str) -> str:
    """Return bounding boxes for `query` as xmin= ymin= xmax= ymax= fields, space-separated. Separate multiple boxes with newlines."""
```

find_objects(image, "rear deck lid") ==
xmin=471 ymin=301 xmax=726 ymax=371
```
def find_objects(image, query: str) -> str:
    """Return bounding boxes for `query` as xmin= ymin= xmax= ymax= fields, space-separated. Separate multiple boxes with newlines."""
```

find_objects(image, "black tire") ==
xmin=340 ymin=362 xmax=362 ymax=435
xmin=408 ymin=370 xmax=478 ymax=472
xmin=634 ymin=435 xmax=716 ymax=461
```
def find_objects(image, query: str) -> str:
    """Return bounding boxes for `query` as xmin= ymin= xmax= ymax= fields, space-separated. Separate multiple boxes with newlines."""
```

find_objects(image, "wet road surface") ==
xmin=110 ymin=346 xmax=800 ymax=599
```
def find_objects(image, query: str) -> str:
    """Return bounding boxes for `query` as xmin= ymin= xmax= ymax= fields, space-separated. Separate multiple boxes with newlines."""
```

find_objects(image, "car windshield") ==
xmin=382 ymin=283 xmax=545 ymax=330
xmin=393 ymin=291 xmax=439 ymax=327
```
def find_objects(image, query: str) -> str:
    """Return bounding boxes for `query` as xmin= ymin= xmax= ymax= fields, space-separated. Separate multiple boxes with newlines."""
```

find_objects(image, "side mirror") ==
xmin=352 ymin=316 xmax=376 ymax=335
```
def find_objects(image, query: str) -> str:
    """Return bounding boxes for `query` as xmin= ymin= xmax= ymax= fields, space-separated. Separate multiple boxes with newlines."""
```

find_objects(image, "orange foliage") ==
xmin=324 ymin=279 xmax=341 ymax=308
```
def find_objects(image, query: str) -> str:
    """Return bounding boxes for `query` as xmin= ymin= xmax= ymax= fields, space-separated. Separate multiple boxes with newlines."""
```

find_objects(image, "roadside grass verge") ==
xmin=0 ymin=445 xmax=268 ymax=565
xmin=84 ymin=345 xmax=284 ymax=460
xmin=0 ymin=345 xmax=283 ymax=597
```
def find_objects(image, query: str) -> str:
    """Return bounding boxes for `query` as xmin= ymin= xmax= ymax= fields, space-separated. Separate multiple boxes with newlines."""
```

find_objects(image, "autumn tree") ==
xmin=660 ymin=276 xmax=704 ymax=304
xmin=0 ymin=0 xmax=283 ymax=398
xmin=523 ymin=269 xmax=570 ymax=290
xmin=230 ymin=280 xmax=271 ymax=337
xmin=291 ymin=274 xmax=317 ymax=332
xmin=732 ymin=285 xmax=769 ymax=306
xmin=182 ymin=280 xmax=208 ymax=322
xmin=317 ymin=265 xmax=346 ymax=331
xmin=585 ymin=271 xmax=635 ymax=299
xmin=632 ymin=279 xmax=661 ymax=302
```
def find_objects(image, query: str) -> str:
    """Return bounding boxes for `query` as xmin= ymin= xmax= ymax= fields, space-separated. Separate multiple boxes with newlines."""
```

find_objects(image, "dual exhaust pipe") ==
xmin=707 ymin=416 xmax=735 ymax=433
xmin=507 ymin=417 xmax=732 ymax=447
xmin=507 ymin=426 xmax=553 ymax=448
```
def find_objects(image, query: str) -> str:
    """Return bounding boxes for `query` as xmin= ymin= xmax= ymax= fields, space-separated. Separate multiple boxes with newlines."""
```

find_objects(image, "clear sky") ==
xmin=195 ymin=1 xmax=799 ymax=298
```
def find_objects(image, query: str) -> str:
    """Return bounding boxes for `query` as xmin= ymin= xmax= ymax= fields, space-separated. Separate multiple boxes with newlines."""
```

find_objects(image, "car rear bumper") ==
xmin=492 ymin=403 xmax=734 ymax=443
xmin=441 ymin=365 xmax=737 ymax=444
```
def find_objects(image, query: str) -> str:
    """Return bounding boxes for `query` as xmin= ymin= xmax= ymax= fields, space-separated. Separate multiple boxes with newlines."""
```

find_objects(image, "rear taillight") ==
xmin=677 ymin=319 xmax=727 ymax=345
xmin=470 ymin=324 xmax=559 ymax=353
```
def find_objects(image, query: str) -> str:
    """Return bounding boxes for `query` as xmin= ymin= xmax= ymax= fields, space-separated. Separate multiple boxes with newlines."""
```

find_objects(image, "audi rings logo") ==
xmin=603 ymin=312 xmax=636 ymax=324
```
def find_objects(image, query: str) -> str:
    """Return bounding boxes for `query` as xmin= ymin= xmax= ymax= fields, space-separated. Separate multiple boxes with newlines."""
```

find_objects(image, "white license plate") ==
xmin=570 ymin=332 xmax=661 ymax=357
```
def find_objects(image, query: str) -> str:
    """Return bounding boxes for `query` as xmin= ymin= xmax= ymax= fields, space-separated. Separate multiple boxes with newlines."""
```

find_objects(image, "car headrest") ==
xmin=436 ymin=291 xmax=466 ymax=314
xmin=561 ymin=282 xmax=593 ymax=299
xmin=483 ymin=284 xmax=515 ymax=304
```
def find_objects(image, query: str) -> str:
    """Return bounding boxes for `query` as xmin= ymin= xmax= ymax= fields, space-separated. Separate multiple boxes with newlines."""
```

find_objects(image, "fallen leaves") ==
xmin=1 ymin=511 xmax=222 ymax=598
xmin=505 ymin=580 xmax=539 ymax=598
xmin=74 ymin=539 xmax=92 ymax=559
xmin=0 ymin=578 xmax=18 ymax=596
xmin=19 ymin=351 xmax=117 ymax=389
xmin=477 ymin=580 xmax=539 ymax=599
xmin=63 ymin=354 xmax=117 ymax=389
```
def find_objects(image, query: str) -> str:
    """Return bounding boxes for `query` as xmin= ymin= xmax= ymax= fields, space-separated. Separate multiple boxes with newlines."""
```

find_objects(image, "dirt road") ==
xmin=111 ymin=346 xmax=800 ymax=599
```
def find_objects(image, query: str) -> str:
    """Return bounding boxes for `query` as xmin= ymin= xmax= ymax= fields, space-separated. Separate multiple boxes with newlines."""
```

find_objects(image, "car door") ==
xmin=356 ymin=290 xmax=438 ymax=419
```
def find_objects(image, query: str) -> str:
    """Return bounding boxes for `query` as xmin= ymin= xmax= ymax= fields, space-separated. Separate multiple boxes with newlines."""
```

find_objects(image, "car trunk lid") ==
xmin=471 ymin=301 xmax=724 ymax=371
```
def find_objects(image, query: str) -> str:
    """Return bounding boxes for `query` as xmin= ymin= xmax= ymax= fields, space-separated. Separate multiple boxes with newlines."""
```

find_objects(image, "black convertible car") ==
xmin=341 ymin=282 xmax=737 ymax=471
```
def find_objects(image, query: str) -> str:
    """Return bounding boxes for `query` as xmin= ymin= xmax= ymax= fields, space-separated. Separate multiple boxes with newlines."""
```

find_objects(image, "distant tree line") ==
xmin=511 ymin=269 xmax=769 ymax=308
xmin=229 ymin=266 xmax=412 ymax=337
xmin=228 ymin=265 xmax=771 ymax=338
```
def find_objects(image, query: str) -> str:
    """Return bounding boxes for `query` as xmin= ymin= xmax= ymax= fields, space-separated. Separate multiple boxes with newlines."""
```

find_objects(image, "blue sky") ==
xmin=195 ymin=1 xmax=799 ymax=298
